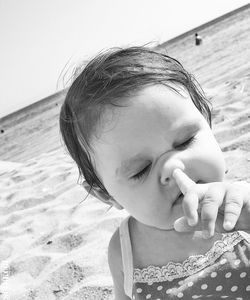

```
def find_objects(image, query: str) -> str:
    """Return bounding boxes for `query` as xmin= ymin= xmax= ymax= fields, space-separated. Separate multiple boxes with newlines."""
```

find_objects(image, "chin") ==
xmin=150 ymin=222 xmax=175 ymax=231
xmin=138 ymin=201 xmax=184 ymax=231
xmin=140 ymin=218 xmax=174 ymax=231
xmin=154 ymin=210 xmax=184 ymax=231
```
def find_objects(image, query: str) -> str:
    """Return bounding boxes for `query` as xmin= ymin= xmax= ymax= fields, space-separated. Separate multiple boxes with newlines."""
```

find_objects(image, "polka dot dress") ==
xmin=131 ymin=231 xmax=250 ymax=299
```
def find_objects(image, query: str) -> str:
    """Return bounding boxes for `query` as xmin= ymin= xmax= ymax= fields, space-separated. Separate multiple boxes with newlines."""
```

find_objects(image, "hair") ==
xmin=60 ymin=46 xmax=211 ymax=203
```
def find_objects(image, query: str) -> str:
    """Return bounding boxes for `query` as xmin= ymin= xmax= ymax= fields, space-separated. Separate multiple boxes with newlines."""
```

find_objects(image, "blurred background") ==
xmin=0 ymin=0 xmax=249 ymax=118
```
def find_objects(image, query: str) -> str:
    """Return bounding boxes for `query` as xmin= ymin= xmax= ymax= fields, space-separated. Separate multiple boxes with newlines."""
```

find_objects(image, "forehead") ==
xmin=96 ymin=84 xmax=202 ymax=141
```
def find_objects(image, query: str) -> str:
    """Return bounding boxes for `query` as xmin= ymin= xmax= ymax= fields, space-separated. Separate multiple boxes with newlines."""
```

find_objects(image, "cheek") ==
xmin=110 ymin=183 xmax=150 ymax=213
xmin=198 ymin=133 xmax=226 ymax=180
xmin=212 ymin=145 xmax=226 ymax=180
xmin=105 ymin=180 xmax=132 ymax=206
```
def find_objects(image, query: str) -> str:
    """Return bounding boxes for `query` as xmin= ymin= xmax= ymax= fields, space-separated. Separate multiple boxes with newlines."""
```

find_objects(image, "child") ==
xmin=60 ymin=47 xmax=250 ymax=299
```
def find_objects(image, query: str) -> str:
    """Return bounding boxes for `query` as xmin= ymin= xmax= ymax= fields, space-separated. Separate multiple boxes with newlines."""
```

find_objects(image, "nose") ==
xmin=160 ymin=158 xmax=185 ymax=185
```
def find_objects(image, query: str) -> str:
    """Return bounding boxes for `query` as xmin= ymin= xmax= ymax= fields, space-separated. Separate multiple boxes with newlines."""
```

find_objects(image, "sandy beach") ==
xmin=0 ymin=4 xmax=250 ymax=299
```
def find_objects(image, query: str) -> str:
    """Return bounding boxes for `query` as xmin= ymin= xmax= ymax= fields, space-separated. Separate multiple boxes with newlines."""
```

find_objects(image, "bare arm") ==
xmin=108 ymin=228 xmax=131 ymax=300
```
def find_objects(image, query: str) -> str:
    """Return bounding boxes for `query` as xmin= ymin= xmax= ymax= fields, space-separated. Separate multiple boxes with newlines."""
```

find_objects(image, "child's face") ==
xmin=92 ymin=85 xmax=226 ymax=230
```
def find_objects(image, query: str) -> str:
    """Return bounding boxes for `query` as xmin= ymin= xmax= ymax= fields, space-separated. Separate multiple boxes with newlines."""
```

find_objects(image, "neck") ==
xmin=129 ymin=217 xmax=219 ymax=267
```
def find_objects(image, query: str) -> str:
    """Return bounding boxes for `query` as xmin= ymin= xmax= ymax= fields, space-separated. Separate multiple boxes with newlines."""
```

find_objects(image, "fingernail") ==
xmin=224 ymin=221 xmax=232 ymax=231
xmin=203 ymin=230 xmax=211 ymax=239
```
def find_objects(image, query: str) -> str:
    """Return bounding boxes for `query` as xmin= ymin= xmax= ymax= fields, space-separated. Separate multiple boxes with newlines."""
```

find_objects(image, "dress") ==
xmin=119 ymin=216 xmax=250 ymax=300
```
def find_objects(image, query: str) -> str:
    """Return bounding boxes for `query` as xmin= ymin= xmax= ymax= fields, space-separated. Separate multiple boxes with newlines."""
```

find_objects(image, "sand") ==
xmin=0 ymin=4 xmax=250 ymax=300
xmin=0 ymin=150 xmax=127 ymax=300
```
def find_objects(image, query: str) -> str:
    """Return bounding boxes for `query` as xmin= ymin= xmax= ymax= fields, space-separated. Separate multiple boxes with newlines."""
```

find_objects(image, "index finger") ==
xmin=172 ymin=168 xmax=196 ymax=194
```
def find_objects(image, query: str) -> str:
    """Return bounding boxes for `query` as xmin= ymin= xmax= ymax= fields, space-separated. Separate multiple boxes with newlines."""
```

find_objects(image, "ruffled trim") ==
xmin=133 ymin=231 xmax=243 ymax=284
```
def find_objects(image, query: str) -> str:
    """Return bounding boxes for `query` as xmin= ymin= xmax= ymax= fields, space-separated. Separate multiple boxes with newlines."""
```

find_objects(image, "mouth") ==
xmin=174 ymin=193 xmax=184 ymax=205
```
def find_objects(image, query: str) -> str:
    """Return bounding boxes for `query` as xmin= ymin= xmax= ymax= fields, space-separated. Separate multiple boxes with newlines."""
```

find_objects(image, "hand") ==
xmin=172 ymin=168 xmax=250 ymax=238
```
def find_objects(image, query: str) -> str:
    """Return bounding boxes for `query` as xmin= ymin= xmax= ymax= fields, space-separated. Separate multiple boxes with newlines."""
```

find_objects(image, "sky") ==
xmin=0 ymin=0 xmax=249 ymax=118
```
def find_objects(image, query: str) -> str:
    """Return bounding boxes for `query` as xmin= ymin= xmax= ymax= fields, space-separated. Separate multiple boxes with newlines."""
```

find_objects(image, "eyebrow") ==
xmin=174 ymin=121 xmax=200 ymax=137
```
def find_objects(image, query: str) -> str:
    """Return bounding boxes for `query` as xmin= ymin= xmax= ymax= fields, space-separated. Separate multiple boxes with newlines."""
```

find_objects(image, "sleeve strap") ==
xmin=119 ymin=216 xmax=133 ymax=299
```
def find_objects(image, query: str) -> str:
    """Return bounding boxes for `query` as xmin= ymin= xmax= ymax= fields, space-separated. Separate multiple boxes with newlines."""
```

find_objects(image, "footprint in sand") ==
xmin=32 ymin=231 xmax=57 ymax=248
xmin=3 ymin=214 xmax=22 ymax=227
xmin=8 ymin=256 xmax=51 ymax=278
xmin=34 ymin=262 xmax=85 ymax=299
xmin=66 ymin=286 xmax=113 ymax=300
xmin=6 ymin=195 xmax=54 ymax=214
xmin=216 ymin=119 xmax=250 ymax=144
xmin=42 ymin=232 xmax=85 ymax=252
xmin=222 ymin=138 xmax=250 ymax=152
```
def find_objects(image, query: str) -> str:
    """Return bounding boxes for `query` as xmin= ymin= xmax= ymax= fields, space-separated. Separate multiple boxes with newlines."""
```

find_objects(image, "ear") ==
xmin=82 ymin=181 xmax=123 ymax=210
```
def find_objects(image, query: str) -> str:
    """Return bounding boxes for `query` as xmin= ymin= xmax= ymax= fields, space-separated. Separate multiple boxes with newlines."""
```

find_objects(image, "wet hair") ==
xmin=59 ymin=46 xmax=211 ymax=202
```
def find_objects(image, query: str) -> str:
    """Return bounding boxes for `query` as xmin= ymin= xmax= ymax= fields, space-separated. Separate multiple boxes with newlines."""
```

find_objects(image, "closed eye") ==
xmin=131 ymin=164 xmax=151 ymax=181
xmin=175 ymin=136 xmax=196 ymax=150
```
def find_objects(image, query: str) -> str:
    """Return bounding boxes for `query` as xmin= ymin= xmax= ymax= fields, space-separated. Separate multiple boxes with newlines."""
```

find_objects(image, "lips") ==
xmin=174 ymin=193 xmax=184 ymax=205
